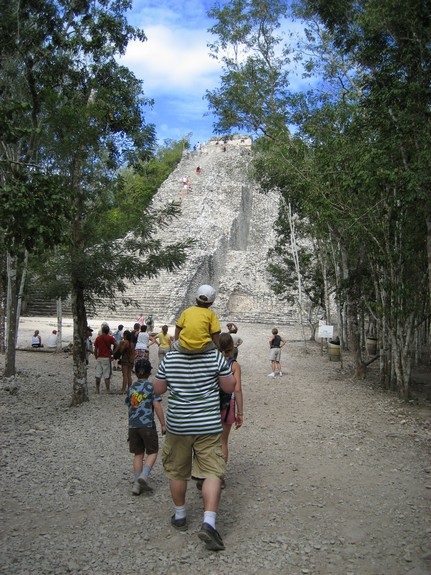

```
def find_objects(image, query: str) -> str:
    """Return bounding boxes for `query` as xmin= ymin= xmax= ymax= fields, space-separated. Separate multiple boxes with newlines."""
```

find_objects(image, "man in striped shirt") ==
xmin=153 ymin=348 xmax=236 ymax=551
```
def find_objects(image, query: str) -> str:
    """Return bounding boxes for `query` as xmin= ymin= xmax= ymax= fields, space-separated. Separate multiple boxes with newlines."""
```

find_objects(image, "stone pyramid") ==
xmin=109 ymin=136 xmax=295 ymax=325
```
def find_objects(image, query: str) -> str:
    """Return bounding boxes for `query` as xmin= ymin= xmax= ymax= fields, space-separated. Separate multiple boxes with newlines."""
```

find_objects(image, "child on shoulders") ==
xmin=173 ymin=284 xmax=221 ymax=354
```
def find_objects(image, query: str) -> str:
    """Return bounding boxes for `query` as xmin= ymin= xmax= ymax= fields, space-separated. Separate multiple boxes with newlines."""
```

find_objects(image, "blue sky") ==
xmin=121 ymin=1 xmax=308 ymax=149
xmin=120 ymin=0 xmax=226 ymax=148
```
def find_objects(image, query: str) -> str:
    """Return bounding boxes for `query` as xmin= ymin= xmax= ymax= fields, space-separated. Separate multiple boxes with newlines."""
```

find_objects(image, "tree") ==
xmin=0 ymin=0 xmax=72 ymax=374
xmin=206 ymin=0 xmax=431 ymax=397
xmin=0 ymin=1 xmax=193 ymax=404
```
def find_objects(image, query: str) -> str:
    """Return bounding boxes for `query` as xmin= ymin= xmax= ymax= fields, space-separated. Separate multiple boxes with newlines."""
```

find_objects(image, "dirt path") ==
xmin=1 ymin=320 xmax=430 ymax=574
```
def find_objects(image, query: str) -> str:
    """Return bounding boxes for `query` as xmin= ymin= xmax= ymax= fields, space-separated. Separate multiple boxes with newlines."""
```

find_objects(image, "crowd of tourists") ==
xmin=33 ymin=285 xmax=286 ymax=552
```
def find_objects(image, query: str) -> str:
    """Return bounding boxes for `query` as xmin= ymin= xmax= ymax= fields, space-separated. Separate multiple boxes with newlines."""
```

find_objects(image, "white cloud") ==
xmin=121 ymin=24 xmax=221 ymax=95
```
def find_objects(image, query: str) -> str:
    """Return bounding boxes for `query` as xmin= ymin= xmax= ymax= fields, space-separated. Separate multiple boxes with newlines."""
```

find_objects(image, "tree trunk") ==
xmin=426 ymin=216 xmax=431 ymax=314
xmin=288 ymin=203 xmax=308 ymax=350
xmin=0 ymin=252 xmax=6 ymax=355
xmin=16 ymin=250 xmax=28 ymax=336
xmin=70 ymin=279 xmax=89 ymax=406
xmin=70 ymin=158 xmax=89 ymax=406
xmin=338 ymin=240 xmax=366 ymax=378
xmin=56 ymin=297 xmax=63 ymax=351
xmin=5 ymin=254 xmax=18 ymax=377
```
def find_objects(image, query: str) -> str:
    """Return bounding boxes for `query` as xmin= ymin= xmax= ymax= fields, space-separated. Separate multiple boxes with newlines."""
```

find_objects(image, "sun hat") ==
xmin=196 ymin=284 xmax=216 ymax=304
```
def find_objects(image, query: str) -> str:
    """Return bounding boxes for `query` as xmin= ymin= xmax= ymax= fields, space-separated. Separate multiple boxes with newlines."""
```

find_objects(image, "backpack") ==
xmin=220 ymin=358 xmax=235 ymax=410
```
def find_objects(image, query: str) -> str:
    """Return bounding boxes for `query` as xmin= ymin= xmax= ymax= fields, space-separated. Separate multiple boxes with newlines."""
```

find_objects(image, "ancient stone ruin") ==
xmin=25 ymin=135 xmax=296 ymax=324
xmin=108 ymin=135 xmax=295 ymax=325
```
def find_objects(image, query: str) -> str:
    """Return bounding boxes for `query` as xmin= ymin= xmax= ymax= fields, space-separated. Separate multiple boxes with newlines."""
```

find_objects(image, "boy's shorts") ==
xmin=269 ymin=348 xmax=281 ymax=361
xmin=172 ymin=341 xmax=216 ymax=354
xmin=161 ymin=432 xmax=225 ymax=481
xmin=128 ymin=427 xmax=159 ymax=455
xmin=95 ymin=357 xmax=111 ymax=379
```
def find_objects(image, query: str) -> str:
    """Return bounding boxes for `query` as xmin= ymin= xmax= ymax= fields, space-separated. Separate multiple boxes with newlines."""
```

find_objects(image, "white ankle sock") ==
xmin=203 ymin=511 xmax=216 ymax=528
xmin=174 ymin=505 xmax=186 ymax=520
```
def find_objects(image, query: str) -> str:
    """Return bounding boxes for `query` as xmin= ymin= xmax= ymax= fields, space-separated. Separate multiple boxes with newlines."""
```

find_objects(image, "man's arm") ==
xmin=153 ymin=400 xmax=166 ymax=434
xmin=219 ymin=373 xmax=236 ymax=394
xmin=152 ymin=377 xmax=168 ymax=396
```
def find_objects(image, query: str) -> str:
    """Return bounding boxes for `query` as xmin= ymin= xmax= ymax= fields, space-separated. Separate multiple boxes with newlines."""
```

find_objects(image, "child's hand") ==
xmin=235 ymin=415 xmax=243 ymax=429
xmin=161 ymin=425 xmax=167 ymax=435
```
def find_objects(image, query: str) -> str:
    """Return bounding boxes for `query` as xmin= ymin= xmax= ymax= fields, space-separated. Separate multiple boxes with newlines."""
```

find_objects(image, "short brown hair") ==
xmin=219 ymin=332 xmax=234 ymax=356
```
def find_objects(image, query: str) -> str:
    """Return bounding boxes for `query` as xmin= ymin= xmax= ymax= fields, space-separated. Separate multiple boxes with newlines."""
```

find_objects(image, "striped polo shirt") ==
xmin=155 ymin=349 xmax=232 ymax=435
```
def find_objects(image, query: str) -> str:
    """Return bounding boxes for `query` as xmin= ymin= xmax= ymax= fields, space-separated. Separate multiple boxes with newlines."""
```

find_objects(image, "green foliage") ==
xmin=207 ymin=0 xmax=431 ymax=394
xmin=206 ymin=0 xmax=293 ymax=137
xmin=0 ymin=1 xmax=193 ymax=392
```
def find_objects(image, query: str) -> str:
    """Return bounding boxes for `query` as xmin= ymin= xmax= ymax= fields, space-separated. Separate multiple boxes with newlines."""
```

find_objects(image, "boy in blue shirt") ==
xmin=125 ymin=359 xmax=166 ymax=495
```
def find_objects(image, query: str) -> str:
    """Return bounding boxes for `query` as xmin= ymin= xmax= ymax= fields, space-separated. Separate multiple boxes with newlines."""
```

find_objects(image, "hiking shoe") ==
xmin=198 ymin=522 xmax=225 ymax=551
xmin=268 ymin=372 xmax=275 ymax=378
xmin=171 ymin=514 xmax=187 ymax=531
xmin=132 ymin=480 xmax=142 ymax=496
xmin=138 ymin=474 xmax=153 ymax=492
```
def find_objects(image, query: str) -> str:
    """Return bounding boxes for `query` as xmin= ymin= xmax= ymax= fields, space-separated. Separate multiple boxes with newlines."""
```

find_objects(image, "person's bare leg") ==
xmin=133 ymin=453 xmax=144 ymax=475
xmin=201 ymin=477 xmax=221 ymax=512
xmin=121 ymin=367 xmax=127 ymax=393
xmin=221 ymin=423 xmax=232 ymax=463
xmin=197 ymin=477 xmax=225 ymax=549
xmin=169 ymin=479 xmax=187 ymax=506
xmin=144 ymin=452 xmax=157 ymax=470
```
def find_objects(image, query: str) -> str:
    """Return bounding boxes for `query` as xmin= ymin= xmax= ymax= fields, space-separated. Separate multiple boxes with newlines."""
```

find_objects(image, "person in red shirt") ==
xmin=94 ymin=324 xmax=117 ymax=394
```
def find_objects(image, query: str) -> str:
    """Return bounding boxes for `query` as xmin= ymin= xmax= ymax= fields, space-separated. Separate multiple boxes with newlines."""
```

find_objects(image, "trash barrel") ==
xmin=328 ymin=342 xmax=341 ymax=362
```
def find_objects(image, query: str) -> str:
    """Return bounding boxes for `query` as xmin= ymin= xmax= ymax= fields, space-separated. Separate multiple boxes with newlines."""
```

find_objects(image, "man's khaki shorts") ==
xmin=161 ymin=432 xmax=225 ymax=481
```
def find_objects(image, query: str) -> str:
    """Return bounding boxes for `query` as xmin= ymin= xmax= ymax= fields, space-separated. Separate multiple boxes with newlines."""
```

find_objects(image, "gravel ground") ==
xmin=1 ymin=319 xmax=430 ymax=575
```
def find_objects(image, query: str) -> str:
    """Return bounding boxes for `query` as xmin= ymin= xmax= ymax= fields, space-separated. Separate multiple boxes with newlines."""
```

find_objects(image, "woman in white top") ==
xmin=31 ymin=330 xmax=43 ymax=348
xmin=135 ymin=324 xmax=156 ymax=361
xmin=47 ymin=330 xmax=58 ymax=348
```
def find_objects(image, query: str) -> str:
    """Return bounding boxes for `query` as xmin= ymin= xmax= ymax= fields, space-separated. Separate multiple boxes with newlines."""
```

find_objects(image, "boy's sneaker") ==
xmin=198 ymin=522 xmax=225 ymax=551
xmin=132 ymin=480 xmax=142 ymax=496
xmin=268 ymin=372 xmax=275 ymax=378
xmin=278 ymin=372 xmax=283 ymax=376
xmin=138 ymin=473 xmax=153 ymax=492
xmin=171 ymin=514 xmax=187 ymax=531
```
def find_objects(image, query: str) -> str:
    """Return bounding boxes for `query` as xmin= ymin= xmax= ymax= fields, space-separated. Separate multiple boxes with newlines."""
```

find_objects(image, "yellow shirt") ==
xmin=176 ymin=306 xmax=220 ymax=350
xmin=156 ymin=332 xmax=172 ymax=349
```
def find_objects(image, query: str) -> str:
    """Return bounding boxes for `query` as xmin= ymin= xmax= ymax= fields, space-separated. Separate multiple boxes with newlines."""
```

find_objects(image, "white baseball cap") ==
xmin=196 ymin=284 xmax=216 ymax=303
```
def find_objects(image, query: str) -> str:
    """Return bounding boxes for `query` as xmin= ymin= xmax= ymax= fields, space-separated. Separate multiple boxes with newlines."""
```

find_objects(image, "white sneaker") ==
xmin=132 ymin=480 xmax=142 ymax=496
xmin=268 ymin=372 xmax=275 ymax=378
xmin=279 ymin=372 xmax=283 ymax=376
